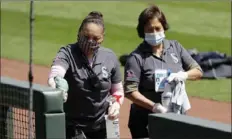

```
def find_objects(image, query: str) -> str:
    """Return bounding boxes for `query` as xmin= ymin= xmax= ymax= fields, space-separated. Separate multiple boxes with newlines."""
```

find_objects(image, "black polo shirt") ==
xmin=124 ymin=39 xmax=202 ymax=102
xmin=52 ymin=43 xmax=122 ymax=131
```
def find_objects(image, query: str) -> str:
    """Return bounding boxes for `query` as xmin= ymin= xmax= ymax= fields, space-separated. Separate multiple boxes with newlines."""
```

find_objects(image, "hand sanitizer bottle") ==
xmin=105 ymin=96 xmax=120 ymax=139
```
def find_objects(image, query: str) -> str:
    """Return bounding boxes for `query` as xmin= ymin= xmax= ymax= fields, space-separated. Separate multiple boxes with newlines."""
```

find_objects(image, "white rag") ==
xmin=163 ymin=81 xmax=191 ymax=114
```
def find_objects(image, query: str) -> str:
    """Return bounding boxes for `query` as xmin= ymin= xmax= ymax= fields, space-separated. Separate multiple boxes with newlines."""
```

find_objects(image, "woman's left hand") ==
xmin=108 ymin=102 xmax=120 ymax=120
xmin=167 ymin=71 xmax=188 ymax=83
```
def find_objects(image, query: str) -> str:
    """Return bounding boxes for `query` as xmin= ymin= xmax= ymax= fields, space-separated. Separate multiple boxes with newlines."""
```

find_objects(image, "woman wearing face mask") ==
xmin=123 ymin=5 xmax=203 ymax=138
xmin=48 ymin=11 xmax=124 ymax=139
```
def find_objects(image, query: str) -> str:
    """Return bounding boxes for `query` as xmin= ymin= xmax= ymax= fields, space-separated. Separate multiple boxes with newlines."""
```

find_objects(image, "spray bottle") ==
xmin=105 ymin=95 xmax=120 ymax=139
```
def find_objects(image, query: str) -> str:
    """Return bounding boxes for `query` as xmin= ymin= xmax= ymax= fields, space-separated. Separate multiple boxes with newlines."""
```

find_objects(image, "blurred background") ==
xmin=1 ymin=1 xmax=231 ymax=138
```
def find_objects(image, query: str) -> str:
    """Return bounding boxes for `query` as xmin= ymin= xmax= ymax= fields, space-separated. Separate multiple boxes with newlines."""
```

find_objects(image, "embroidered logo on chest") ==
xmin=170 ymin=53 xmax=179 ymax=63
xmin=102 ymin=66 xmax=108 ymax=78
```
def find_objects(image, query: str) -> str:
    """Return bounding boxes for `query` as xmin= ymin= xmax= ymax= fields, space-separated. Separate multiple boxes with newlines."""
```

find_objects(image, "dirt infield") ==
xmin=1 ymin=58 xmax=231 ymax=138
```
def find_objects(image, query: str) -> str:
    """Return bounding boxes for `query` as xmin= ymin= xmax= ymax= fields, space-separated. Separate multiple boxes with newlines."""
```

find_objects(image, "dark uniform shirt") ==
xmin=52 ymin=43 xmax=122 ymax=131
xmin=124 ymin=39 xmax=202 ymax=111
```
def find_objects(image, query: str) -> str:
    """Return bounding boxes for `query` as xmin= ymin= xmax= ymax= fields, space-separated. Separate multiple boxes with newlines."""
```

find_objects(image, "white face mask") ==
xmin=145 ymin=31 xmax=165 ymax=46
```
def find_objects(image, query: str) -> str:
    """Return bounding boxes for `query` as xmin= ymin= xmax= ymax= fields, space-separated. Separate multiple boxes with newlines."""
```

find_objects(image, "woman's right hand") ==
xmin=108 ymin=101 xmax=120 ymax=120
xmin=48 ymin=76 xmax=69 ymax=102
xmin=152 ymin=103 xmax=168 ymax=113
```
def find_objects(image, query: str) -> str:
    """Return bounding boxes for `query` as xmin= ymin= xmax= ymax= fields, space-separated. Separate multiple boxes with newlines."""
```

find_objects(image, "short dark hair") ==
xmin=77 ymin=11 xmax=104 ymax=39
xmin=136 ymin=5 xmax=169 ymax=38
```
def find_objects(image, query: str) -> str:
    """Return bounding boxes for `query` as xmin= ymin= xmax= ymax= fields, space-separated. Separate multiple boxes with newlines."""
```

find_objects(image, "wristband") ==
xmin=112 ymin=94 xmax=122 ymax=105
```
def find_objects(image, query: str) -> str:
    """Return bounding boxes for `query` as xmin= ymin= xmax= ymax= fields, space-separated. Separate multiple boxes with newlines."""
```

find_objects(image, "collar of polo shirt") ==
xmin=140 ymin=39 xmax=171 ymax=54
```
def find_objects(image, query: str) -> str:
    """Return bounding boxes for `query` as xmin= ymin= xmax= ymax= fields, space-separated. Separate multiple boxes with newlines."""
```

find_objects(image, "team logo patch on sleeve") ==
xmin=126 ymin=70 xmax=138 ymax=81
xmin=54 ymin=55 xmax=62 ymax=62
xmin=127 ymin=70 xmax=135 ymax=78
xmin=170 ymin=53 xmax=179 ymax=63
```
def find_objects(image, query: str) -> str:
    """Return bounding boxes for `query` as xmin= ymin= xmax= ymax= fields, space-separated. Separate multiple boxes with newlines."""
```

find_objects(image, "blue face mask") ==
xmin=144 ymin=31 xmax=165 ymax=46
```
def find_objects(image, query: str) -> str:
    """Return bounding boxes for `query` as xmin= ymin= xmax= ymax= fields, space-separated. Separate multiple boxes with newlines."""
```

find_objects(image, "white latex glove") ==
xmin=108 ymin=102 xmax=120 ymax=120
xmin=152 ymin=103 xmax=168 ymax=113
xmin=48 ymin=78 xmax=56 ymax=88
xmin=167 ymin=71 xmax=188 ymax=83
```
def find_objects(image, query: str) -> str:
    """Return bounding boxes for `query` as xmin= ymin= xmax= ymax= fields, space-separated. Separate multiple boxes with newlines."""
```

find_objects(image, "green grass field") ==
xmin=1 ymin=1 xmax=231 ymax=102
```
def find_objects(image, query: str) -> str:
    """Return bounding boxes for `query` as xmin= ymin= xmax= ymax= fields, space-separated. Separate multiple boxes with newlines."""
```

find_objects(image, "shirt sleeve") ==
xmin=51 ymin=47 xmax=70 ymax=71
xmin=111 ymin=53 xmax=122 ymax=84
xmin=123 ymin=54 xmax=142 ymax=94
xmin=175 ymin=41 xmax=202 ymax=72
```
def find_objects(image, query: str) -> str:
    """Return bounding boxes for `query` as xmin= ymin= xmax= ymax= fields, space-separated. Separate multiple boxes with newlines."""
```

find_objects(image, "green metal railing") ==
xmin=0 ymin=76 xmax=66 ymax=139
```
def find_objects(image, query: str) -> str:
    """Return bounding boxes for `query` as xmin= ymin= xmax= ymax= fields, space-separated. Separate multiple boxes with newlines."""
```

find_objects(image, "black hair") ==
xmin=136 ymin=5 xmax=169 ymax=38
xmin=77 ymin=11 xmax=105 ymax=38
